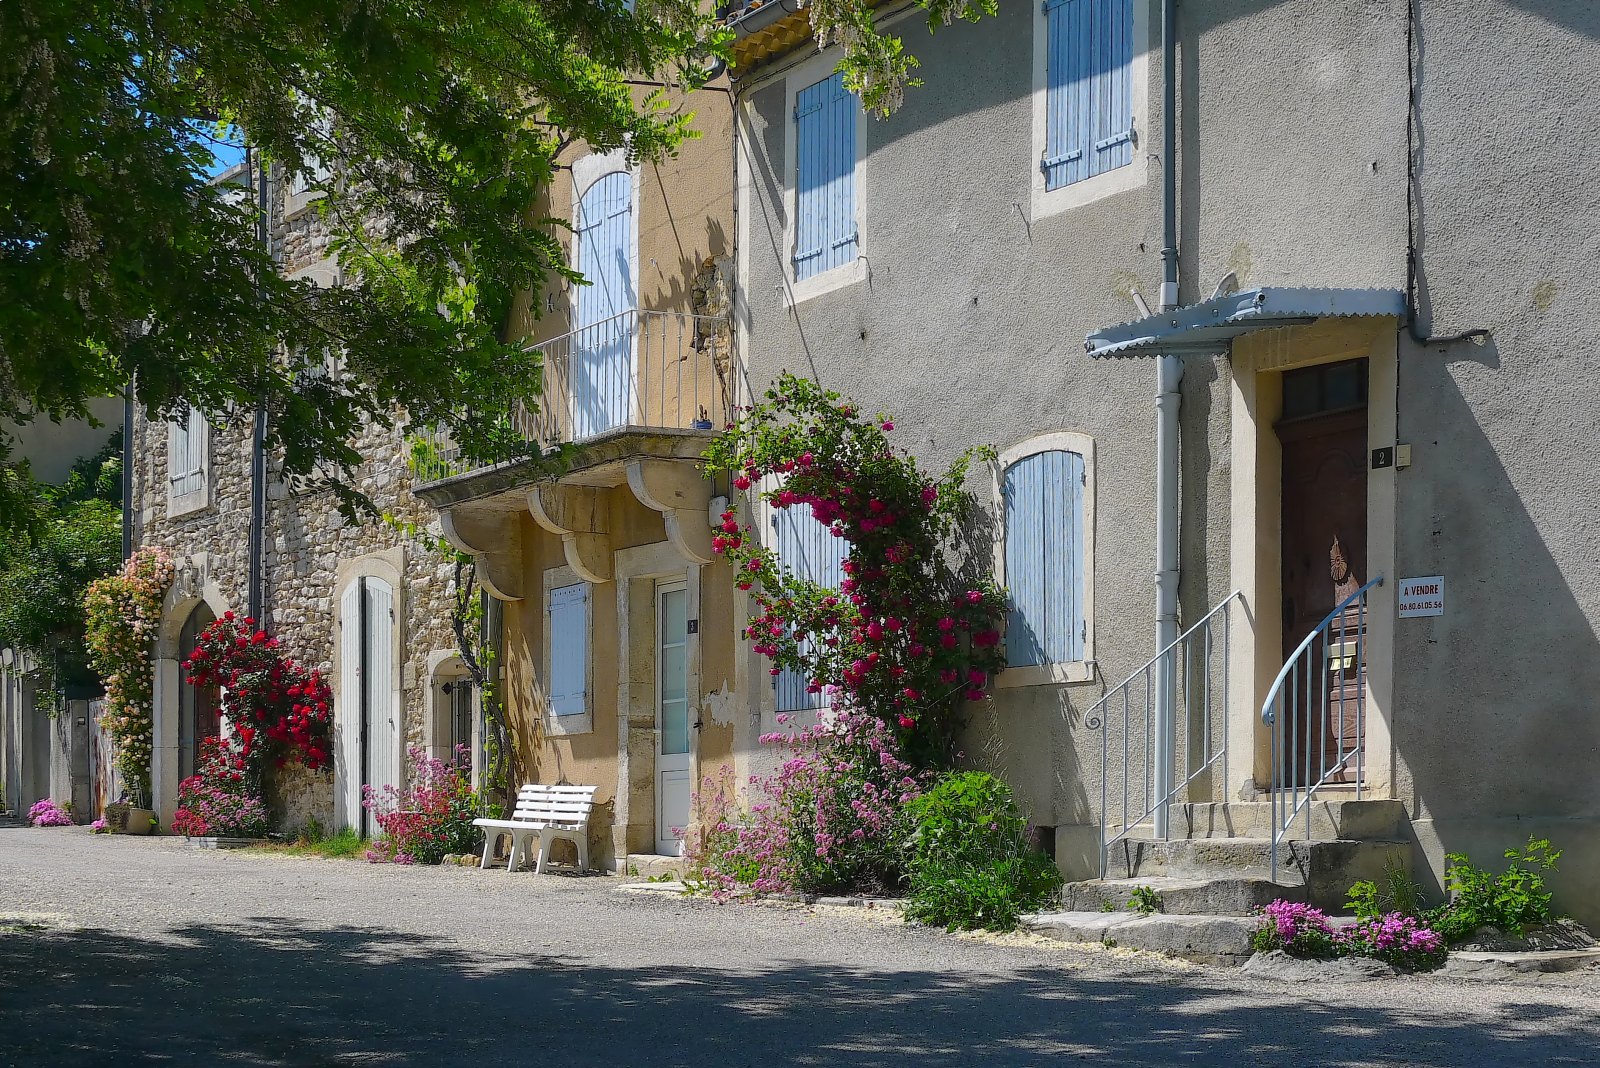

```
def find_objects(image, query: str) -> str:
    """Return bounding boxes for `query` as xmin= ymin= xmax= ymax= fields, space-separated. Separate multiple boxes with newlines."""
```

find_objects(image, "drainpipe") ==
xmin=248 ymin=146 xmax=269 ymax=622
xmin=1151 ymin=0 xmax=1182 ymax=839
xmin=121 ymin=386 xmax=134 ymax=561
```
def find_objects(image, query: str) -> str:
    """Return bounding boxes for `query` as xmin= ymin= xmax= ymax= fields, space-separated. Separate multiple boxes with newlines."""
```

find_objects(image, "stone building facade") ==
xmin=130 ymin=164 xmax=474 ymax=833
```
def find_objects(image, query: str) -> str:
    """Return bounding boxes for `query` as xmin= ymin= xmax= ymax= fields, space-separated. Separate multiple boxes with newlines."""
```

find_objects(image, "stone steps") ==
xmin=1024 ymin=911 xmax=1257 ymax=966
xmin=1115 ymin=798 xmax=1406 ymax=843
xmin=1061 ymin=875 xmax=1303 ymax=915
xmin=1097 ymin=836 xmax=1411 ymax=911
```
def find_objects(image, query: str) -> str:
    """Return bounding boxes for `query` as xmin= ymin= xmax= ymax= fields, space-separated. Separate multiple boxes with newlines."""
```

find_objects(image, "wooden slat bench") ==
xmin=474 ymin=783 xmax=597 ymax=874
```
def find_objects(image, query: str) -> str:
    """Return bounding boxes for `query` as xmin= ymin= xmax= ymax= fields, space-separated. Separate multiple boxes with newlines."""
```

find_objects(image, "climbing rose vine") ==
xmin=705 ymin=374 xmax=1006 ymax=768
xmin=83 ymin=546 xmax=176 ymax=802
xmin=183 ymin=613 xmax=333 ymax=770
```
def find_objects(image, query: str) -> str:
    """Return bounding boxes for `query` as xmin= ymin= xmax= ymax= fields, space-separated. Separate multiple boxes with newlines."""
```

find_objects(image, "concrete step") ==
xmin=1106 ymin=836 xmax=1411 ymax=911
xmin=1117 ymin=799 xmax=1406 ymax=843
xmin=1062 ymin=875 xmax=1304 ymax=916
xmin=625 ymin=853 xmax=686 ymax=879
xmin=1024 ymin=910 xmax=1256 ymax=966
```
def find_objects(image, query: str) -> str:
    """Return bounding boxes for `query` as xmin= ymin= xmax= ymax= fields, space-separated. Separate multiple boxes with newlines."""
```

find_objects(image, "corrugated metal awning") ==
xmin=1085 ymin=287 xmax=1406 ymax=358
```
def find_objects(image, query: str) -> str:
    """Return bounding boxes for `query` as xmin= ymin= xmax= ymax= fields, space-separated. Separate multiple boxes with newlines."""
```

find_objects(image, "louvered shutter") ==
xmin=1043 ymin=0 xmax=1134 ymax=191
xmin=573 ymin=172 xmax=635 ymax=437
xmin=773 ymin=506 xmax=850 ymax=712
xmin=364 ymin=578 xmax=396 ymax=794
xmin=793 ymin=73 xmax=858 ymax=282
xmin=336 ymin=581 xmax=363 ymax=831
xmin=1004 ymin=451 xmax=1086 ymax=666
xmin=168 ymin=406 xmax=205 ymax=499
xmin=548 ymin=583 xmax=588 ymax=716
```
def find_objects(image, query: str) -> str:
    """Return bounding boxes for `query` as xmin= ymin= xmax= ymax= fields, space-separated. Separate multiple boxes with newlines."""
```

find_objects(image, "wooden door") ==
xmin=1278 ymin=361 xmax=1368 ymax=785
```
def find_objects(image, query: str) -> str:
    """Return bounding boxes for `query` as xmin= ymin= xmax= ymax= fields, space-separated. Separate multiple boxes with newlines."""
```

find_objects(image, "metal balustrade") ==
xmin=1262 ymin=575 xmax=1382 ymax=881
xmin=1085 ymin=591 xmax=1243 ymax=878
xmin=410 ymin=309 xmax=732 ymax=481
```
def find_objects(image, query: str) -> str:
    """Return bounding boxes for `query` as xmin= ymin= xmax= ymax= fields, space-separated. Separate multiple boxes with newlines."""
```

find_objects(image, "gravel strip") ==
xmin=3 ymin=825 xmax=1599 ymax=1066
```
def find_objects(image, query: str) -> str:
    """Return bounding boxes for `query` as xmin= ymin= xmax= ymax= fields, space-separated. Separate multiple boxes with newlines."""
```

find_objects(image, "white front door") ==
xmin=655 ymin=581 xmax=692 ymax=856
xmin=337 ymin=576 xmax=398 ymax=837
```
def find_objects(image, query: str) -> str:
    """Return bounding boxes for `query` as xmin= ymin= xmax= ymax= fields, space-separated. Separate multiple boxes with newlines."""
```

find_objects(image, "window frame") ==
xmin=994 ymin=432 xmax=1097 ymax=687
xmin=543 ymin=565 xmax=593 ymax=736
xmin=1030 ymin=0 xmax=1150 ymax=222
xmin=166 ymin=405 xmax=210 ymax=517
xmin=782 ymin=50 xmax=868 ymax=307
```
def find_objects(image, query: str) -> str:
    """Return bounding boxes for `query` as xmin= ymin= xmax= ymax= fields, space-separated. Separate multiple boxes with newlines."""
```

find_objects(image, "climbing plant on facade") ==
xmin=82 ymin=546 xmax=176 ymax=803
xmin=183 ymin=614 xmax=333 ymax=772
xmin=704 ymin=373 xmax=1006 ymax=769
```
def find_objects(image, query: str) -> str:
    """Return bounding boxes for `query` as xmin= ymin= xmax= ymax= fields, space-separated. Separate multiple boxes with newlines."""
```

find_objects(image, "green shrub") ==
xmin=1127 ymin=885 xmax=1161 ymax=915
xmin=901 ymin=771 xmax=1062 ymax=932
xmin=1427 ymin=837 xmax=1561 ymax=944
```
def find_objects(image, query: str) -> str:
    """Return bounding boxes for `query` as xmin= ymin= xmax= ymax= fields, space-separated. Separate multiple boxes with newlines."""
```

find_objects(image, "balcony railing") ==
xmin=411 ymin=310 xmax=731 ymax=482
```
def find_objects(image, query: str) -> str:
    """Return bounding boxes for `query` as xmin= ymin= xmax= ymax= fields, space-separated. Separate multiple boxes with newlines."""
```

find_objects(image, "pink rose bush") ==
xmin=704 ymin=373 xmax=1006 ymax=769
xmin=28 ymin=798 xmax=73 ymax=827
xmin=83 ymin=546 xmax=176 ymax=801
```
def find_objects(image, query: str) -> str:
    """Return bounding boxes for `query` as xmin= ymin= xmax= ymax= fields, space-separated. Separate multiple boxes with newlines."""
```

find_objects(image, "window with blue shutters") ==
xmin=548 ymin=583 xmax=590 ymax=716
xmin=792 ymin=72 xmax=858 ymax=283
xmin=1042 ymin=0 xmax=1135 ymax=192
xmin=1003 ymin=448 xmax=1088 ymax=668
xmin=772 ymin=505 xmax=850 ymax=712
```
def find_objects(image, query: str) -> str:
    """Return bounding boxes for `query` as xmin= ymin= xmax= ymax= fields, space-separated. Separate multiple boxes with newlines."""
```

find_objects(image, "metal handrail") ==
xmin=1086 ymin=590 xmax=1244 ymax=878
xmin=1262 ymin=574 xmax=1383 ymax=881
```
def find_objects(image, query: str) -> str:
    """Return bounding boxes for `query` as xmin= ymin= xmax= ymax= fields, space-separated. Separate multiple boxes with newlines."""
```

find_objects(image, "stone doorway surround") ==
xmin=152 ymin=553 xmax=232 ymax=826
xmin=1225 ymin=316 xmax=1399 ymax=803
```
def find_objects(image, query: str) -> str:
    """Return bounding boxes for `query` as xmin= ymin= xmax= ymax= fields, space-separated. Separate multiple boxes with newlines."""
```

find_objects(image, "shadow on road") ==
xmin=1 ymin=917 xmax=1595 ymax=1066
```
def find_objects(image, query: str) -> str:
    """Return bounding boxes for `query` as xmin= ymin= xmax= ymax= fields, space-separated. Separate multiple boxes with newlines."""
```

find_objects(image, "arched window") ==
xmin=999 ymin=434 xmax=1096 ymax=684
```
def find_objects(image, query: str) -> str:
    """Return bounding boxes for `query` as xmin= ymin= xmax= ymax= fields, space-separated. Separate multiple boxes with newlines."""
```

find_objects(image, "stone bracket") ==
xmin=626 ymin=459 xmax=714 ymax=564
xmin=528 ymin=484 xmax=613 ymax=583
xmin=439 ymin=509 xmax=525 ymax=601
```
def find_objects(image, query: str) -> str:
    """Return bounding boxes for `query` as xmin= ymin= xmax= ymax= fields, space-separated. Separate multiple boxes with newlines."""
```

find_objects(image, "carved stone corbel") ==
xmin=625 ymin=458 xmax=714 ymax=564
xmin=439 ymin=509 xmax=525 ymax=601
xmin=527 ymin=484 xmax=613 ymax=583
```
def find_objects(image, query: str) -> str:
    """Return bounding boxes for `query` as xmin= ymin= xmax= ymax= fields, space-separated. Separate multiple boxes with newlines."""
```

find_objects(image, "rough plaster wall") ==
xmin=1389 ymin=1 xmax=1600 ymax=917
xmin=132 ymin=185 xmax=464 ymax=834
xmin=738 ymin=4 xmax=1167 ymax=855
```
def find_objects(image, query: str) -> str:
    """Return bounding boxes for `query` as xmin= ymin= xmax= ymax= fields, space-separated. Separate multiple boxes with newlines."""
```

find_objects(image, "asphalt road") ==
xmin=3 ymin=825 xmax=1599 ymax=1067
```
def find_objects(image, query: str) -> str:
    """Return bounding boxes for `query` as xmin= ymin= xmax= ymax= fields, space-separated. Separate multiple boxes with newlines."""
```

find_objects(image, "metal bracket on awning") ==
xmin=1084 ymin=287 xmax=1407 ymax=359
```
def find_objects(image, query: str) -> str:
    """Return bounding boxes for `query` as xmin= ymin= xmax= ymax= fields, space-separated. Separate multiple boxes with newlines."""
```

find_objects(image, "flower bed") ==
xmin=1251 ymin=899 xmax=1446 ymax=972
xmin=363 ymin=746 xmax=490 ymax=865
xmin=171 ymin=738 xmax=269 ymax=839
xmin=27 ymin=798 xmax=73 ymax=827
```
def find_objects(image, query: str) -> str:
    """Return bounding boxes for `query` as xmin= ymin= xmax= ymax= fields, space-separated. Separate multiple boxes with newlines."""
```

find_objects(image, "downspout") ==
xmin=1152 ymin=0 xmax=1182 ymax=838
xmin=248 ymin=146 xmax=269 ymax=622
xmin=121 ymin=386 xmax=134 ymax=561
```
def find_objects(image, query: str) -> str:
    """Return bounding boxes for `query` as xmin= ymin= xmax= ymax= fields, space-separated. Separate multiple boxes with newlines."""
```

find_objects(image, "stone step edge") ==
xmin=1024 ymin=910 xmax=1257 ymax=965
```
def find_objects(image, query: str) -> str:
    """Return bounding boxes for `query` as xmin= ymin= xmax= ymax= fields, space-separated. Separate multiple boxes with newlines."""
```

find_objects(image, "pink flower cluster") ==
xmin=705 ymin=374 xmax=1008 ymax=767
xmin=27 ymin=798 xmax=73 ymax=827
xmin=363 ymin=745 xmax=484 ymax=865
xmin=1340 ymin=912 xmax=1445 ymax=963
xmin=1263 ymin=899 xmax=1334 ymax=944
xmin=1256 ymin=898 xmax=1447 ymax=971
xmin=689 ymin=710 xmax=927 ymax=898
xmin=171 ymin=738 xmax=269 ymax=838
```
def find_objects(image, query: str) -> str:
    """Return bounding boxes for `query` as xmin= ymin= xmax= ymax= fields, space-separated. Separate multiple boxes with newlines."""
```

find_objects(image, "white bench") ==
xmin=474 ymin=784 xmax=597 ymax=874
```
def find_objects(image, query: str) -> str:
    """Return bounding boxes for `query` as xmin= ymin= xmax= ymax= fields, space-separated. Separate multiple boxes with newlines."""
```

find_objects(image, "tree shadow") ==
xmin=3 ymin=915 xmax=1597 ymax=1066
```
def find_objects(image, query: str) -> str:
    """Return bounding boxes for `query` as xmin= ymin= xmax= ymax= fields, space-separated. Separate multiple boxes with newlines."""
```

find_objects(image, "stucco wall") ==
xmin=1389 ymin=1 xmax=1600 ymax=916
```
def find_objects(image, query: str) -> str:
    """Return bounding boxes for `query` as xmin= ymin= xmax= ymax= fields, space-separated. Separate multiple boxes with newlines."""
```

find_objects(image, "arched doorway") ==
xmin=177 ymin=602 xmax=221 ymax=781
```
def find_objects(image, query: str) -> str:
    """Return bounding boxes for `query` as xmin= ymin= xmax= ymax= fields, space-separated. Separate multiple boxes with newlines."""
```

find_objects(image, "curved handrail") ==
xmin=1260 ymin=575 xmax=1384 ymax=725
xmin=1085 ymin=590 xmax=1244 ymax=730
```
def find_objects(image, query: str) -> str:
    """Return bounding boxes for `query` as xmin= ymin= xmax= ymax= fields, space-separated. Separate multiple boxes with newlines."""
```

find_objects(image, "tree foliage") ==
xmin=0 ymin=433 xmax=125 ymax=703
xmin=1 ymin=0 xmax=728 ymax=528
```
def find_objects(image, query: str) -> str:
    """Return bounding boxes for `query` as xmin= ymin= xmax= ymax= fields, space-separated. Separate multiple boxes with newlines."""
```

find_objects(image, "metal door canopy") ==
xmin=1084 ymin=287 xmax=1406 ymax=359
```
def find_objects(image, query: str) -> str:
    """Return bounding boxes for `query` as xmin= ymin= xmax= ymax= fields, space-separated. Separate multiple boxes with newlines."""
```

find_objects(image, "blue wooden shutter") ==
xmin=1043 ymin=0 xmax=1134 ymax=191
xmin=573 ymin=172 xmax=635 ymax=437
xmin=336 ymin=582 xmax=363 ymax=831
xmin=772 ymin=506 xmax=849 ymax=711
xmin=548 ymin=583 xmax=589 ymax=716
xmin=1004 ymin=451 xmax=1086 ymax=666
xmin=364 ymin=578 xmax=397 ymax=793
xmin=793 ymin=73 xmax=858 ymax=282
